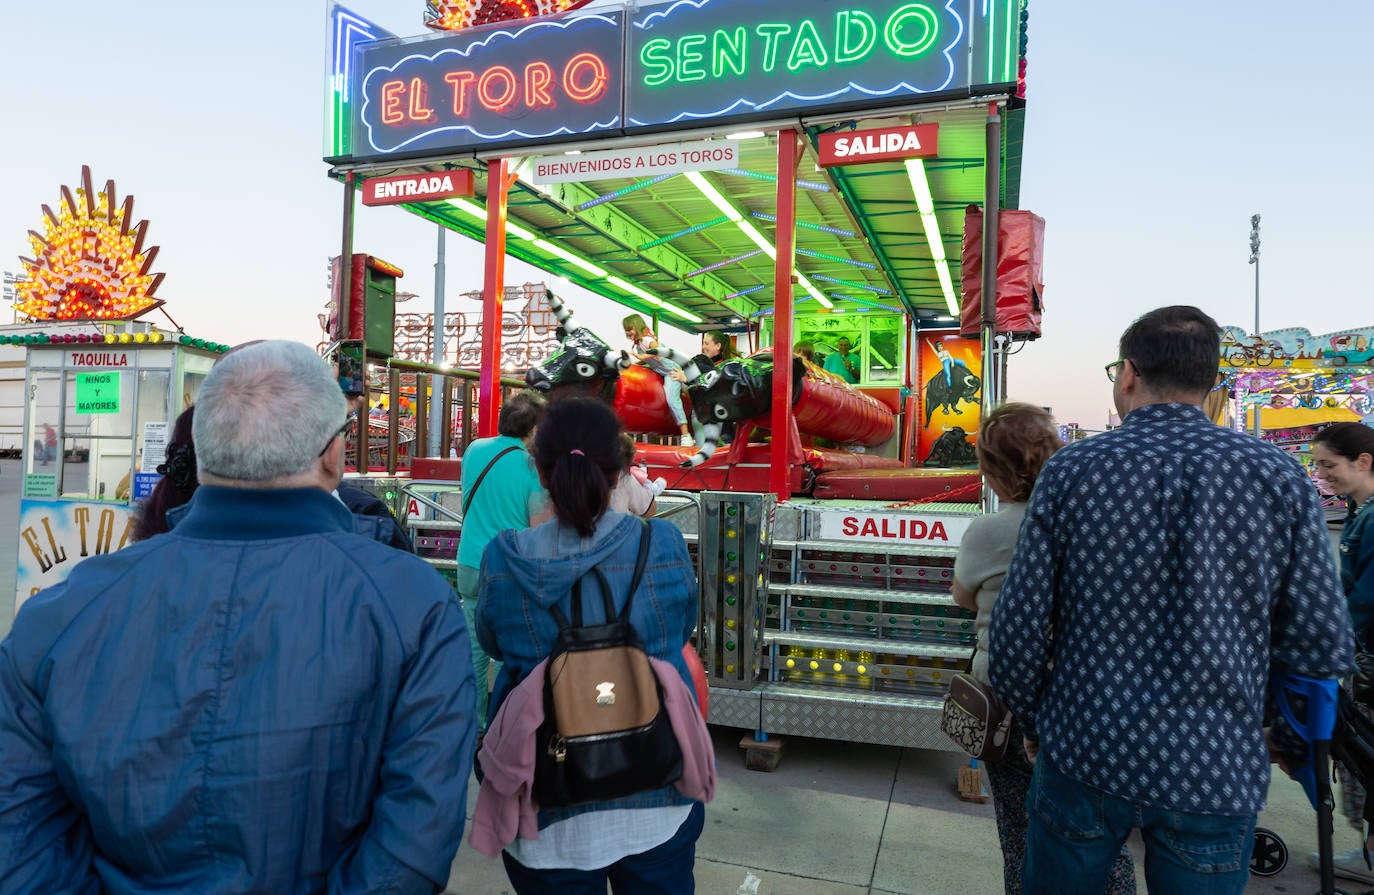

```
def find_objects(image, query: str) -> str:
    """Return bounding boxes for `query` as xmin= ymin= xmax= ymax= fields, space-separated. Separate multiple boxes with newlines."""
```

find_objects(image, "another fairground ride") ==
xmin=321 ymin=0 xmax=1040 ymax=764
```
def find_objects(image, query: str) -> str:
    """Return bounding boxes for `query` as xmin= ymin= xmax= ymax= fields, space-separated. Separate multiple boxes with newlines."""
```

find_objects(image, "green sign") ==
xmin=23 ymin=474 xmax=57 ymax=498
xmin=75 ymin=372 xmax=121 ymax=415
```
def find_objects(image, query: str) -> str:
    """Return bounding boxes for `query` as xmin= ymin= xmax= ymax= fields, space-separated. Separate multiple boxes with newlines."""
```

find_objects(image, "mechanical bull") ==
xmin=924 ymin=363 xmax=981 ymax=427
xmin=523 ymin=291 xmax=693 ymax=437
xmin=649 ymin=347 xmax=896 ymax=467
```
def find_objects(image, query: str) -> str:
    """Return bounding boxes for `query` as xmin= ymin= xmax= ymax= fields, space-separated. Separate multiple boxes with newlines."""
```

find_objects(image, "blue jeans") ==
xmin=662 ymin=374 xmax=687 ymax=427
xmin=500 ymin=802 xmax=704 ymax=895
xmin=1024 ymin=757 xmax=1255 ymax=895
xmin=457 ymin=564 xmax=498 ymax=732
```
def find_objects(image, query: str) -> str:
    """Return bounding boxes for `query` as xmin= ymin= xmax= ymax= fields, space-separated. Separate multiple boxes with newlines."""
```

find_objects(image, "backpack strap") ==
xmin=618 ymin=520 xmax=652 ymax=623
xmin=549 ymin=520 xmax=652 ymax=630
xmin=461 ymin=445 xmax=520 ymax=515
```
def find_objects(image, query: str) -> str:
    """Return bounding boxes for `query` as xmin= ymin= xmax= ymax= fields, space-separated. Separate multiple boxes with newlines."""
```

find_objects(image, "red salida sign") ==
xmin=817 ymin=123 xmax=939 ymax=167
xmin=361 ymin=170 xmax=474 ymax=206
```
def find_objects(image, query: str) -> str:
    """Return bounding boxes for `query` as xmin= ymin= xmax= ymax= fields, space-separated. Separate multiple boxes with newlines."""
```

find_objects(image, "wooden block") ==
xmin=957 ymin=764 xmax=990 ymax=803
xmin=739 ymin=734 xmax=784 ymax=772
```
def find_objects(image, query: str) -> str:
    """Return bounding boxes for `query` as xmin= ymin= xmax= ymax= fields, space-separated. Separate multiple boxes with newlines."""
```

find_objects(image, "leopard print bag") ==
xmin=940 ymin=673 xmax=1014 ymax=762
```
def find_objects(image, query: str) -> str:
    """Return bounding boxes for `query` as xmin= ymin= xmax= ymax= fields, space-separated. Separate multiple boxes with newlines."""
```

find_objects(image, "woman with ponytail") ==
xmin=475 ymin=397 xmax=704 ymax=893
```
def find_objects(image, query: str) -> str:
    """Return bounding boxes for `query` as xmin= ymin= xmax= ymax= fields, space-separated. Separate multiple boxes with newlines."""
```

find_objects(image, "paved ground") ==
xmin=0 ymin=459 xmax=1354 ymax=893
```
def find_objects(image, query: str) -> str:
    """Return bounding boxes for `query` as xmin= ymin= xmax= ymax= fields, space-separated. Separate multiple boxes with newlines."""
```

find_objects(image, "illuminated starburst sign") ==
xmin=424 ymin=0 xmax=594 ymax=32
xmin=15 ymin=166 xmax=165 ymax=322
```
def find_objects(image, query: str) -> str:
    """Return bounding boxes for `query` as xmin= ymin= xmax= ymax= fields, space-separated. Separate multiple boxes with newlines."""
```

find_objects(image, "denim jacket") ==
xmin=477 ymin=510 xmax=699 ymax=825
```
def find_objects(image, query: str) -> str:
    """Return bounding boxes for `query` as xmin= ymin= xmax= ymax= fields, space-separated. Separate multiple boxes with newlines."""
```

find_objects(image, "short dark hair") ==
xmin=977 ymin=402 xmax=1060 ymax=502
xmin=532 ymin=398 xmax=623 ymax=536
xmin=134 ymin=406 xmax=199 ymax=541
xmin=1118 ymin=306 xmax=1221 ymax=396
xmin=497 ymin=390 xmax=547 ymax=439
xmin=1313 ymin=422 xmax=1374 ymax=463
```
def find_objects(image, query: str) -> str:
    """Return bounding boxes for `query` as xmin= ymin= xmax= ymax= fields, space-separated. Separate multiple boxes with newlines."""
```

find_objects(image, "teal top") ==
xmin=823 ymin=350 xmax=859 ymax=383
xmin=457 ymin=435 xmax=547 ymax=570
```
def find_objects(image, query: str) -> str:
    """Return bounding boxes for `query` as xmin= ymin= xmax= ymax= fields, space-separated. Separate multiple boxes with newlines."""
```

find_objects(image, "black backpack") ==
xmin=533 ymin=522 xmax=683 ymax=808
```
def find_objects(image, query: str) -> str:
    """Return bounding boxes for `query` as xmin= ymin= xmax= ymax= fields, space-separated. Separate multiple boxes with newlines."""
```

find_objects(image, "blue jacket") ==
xmin=0 ymin=487 xmax=476 ymax=894
xmin=476 ymin=511 xmax=699 ymax=824
xmin=1342 ymin=502 xmax=1374 ymax=647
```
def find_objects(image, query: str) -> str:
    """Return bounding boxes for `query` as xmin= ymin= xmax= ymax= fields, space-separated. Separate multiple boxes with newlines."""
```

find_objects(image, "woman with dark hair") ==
xmin=133 ymin=407 xmax=199 ymax=541
xmin=1312 ymin=421 xmax=1374 ymax=881
xmin=476 ymin=397 xmax=703 ymax=893
xmin=952 ymin=403 xmax=1135 ymax=895
xmin=701 ymin=330 xmax=739 ymax=364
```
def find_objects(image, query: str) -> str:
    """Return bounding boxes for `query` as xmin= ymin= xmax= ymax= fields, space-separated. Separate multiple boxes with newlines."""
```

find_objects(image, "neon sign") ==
xmin=627 ymin=0 xmax=972 ymax=128
xmin=354 ymin=12 xmax=622 ymax=158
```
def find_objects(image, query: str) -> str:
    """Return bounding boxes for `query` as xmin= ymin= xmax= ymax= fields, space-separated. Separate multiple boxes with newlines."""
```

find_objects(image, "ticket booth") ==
xmin=16 ymin=334 xmax=222 ymax=613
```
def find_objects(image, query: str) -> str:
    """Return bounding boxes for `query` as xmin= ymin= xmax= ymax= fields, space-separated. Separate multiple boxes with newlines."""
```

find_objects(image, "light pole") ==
xmin=2 ymin=272 xmax=27 ymax=324
xmin=1248 ymin=215 xmax=1261 ymax=435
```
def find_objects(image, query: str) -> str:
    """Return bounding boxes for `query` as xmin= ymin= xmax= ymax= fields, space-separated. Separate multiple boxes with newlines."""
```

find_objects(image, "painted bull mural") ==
xmin=924 ymin=363 xmax=982 ymax=427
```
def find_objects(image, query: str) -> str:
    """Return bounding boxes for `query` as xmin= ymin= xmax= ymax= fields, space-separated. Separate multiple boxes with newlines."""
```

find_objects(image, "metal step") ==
xmin=780 ymin=583 xmax=957 ymax=607
xmin=765 ymin=628 xmax=972 ymax=661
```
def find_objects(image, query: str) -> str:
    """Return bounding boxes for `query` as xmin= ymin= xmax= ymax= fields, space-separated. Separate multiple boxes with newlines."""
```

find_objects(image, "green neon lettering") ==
xmin=754 ymin=23 xmax=792 ymax=73
xmin=712 ymin=27 xmax=748 ymax=78
xmin=677 ymin=34 xmax=708 ymax=81
xmin=787 ymin=19 xmax=829 ymax=71
xmin=835 ymin=9 xmax=878 ymax=64
xmin=885 ymin=3 xmax=939 ymax=57
xmin=640 ymin=38 xmax=674 ymax=87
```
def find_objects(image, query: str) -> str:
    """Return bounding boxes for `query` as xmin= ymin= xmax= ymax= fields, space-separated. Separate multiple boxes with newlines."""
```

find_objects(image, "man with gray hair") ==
xmin=0 ymin=341 xmax=476 ymax=893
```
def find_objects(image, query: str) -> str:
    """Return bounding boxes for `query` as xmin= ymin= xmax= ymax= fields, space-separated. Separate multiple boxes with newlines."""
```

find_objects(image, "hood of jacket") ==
xmin=485 ymin=511 xmax=641 ymax=609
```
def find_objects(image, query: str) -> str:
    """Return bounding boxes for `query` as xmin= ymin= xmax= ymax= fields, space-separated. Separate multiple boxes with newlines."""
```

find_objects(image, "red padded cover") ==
xmin=960 ymin=208 xmax=1045 ymax=338
xmin=411 ymin=457 xmax=462 ymax=481
xmin=812 ymin=467 xmax=981 ymax=502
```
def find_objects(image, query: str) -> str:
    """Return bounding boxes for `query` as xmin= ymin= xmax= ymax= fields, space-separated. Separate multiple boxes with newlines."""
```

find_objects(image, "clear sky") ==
xmin=1 ymin=1 xmax=1368 ymax=428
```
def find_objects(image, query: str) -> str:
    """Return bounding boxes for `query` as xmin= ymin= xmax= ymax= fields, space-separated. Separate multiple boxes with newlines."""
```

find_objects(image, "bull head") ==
xmin=525 ymin=291 xmax=631 ymax=394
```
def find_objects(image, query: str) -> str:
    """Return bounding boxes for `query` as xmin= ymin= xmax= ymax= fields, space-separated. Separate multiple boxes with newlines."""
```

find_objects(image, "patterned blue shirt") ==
xmin=988 ymin=403 xmax=1353 ymax=815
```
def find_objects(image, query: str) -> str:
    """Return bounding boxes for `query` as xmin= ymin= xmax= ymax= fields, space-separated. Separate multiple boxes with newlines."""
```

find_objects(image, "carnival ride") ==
xmin=324 ymin=0 xmax=1034 ymax=754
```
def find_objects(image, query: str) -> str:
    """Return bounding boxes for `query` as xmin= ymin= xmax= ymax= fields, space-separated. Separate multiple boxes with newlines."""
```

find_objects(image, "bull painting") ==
xmin=924 ymin=363 xmax=981 ymax=427
xmin=923 ymin=427 xmax=978 ymax=467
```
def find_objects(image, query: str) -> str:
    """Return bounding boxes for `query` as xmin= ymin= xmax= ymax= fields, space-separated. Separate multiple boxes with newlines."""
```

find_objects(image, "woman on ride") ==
xmin=953 ymin=403 xmax=1136 ymax=895
xmin=1312 ymin=421 xmax=1374 ymax=883
xmin=476 ymin=397 xmax=704 ymax=894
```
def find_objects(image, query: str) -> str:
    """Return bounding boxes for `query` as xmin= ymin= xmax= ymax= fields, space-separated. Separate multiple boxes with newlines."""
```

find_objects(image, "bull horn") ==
xmin=546 ymin=289 xmax=579 ymax=335
xmin=680 ymin=423 xmax=724 ymax=468
xmin=602 ymin=347 xmax=633 ymax=371
xmin=647 ymin=346 xmax=708 ymax=383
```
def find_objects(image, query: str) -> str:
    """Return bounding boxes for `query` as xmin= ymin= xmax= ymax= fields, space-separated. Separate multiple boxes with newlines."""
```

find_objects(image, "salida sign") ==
xmin=356 ymin=11 xmax=623 ymax=156
xmin=818 ymin=123 xmax=939 ymax=167
xmin=816 ymin=510 xmax=971 ymax=546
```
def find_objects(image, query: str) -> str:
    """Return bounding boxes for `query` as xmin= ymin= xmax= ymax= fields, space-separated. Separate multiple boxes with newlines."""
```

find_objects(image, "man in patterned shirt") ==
xmin=989 ymin=305 xmax=1353 ymax=894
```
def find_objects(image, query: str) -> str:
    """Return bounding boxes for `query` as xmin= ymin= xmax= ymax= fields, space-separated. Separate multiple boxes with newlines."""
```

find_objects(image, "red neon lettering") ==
xmin=381 ymin=80 xmax=406 ymax=125
xmin=563 ymin=52 xmax=608 ymax=103
xmin=478 ymin=66 xmax=519 ymax=113
xmin=407 ymin=77 xmax=434 ymax=122
xmin=842 ymin=516 xmax=858 ymax=536
xmin=524 ymin=61 xmax=555 ymax=109
xmin=444 ymin=71 xmax=476 ymax=116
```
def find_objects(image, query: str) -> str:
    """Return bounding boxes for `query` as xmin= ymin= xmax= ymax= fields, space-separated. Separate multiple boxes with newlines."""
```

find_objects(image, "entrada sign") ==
xmin=362 ymin=170 xmax=474 ymax=205
xmin=332 ymin=0 xmax=1017 ymax=163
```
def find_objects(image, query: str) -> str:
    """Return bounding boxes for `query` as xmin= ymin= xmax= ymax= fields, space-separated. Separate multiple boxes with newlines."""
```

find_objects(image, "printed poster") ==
xmin=16 ymin=499 xmax=136 ymax=615
xmin=915 ymin=333 xmax=982 ymax=467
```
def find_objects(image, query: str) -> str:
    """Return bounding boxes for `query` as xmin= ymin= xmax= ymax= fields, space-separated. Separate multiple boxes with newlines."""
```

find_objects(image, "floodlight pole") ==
xmin=1249 ymin=213 xmax=1261 ymax=436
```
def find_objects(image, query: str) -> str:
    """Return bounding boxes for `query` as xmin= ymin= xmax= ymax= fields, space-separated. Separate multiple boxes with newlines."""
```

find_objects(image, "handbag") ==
xmin=941 ymin=671 xmax=1015 ymax=762
xmin=533 ymin=522 xmax=683 ymax=807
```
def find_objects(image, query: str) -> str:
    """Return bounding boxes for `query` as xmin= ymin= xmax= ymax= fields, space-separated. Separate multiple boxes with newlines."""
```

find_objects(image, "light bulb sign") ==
xmin=353 ymin=11 xmax=624 ymax=158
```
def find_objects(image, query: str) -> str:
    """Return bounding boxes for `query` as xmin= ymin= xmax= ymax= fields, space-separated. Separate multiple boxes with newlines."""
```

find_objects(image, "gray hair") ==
xmin=193 ymin=341 xmax=346 ymax=481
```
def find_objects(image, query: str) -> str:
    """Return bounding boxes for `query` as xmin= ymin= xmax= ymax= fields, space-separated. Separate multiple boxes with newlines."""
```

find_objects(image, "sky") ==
xmin=1 ymin=1 xmax=1369 ymax=429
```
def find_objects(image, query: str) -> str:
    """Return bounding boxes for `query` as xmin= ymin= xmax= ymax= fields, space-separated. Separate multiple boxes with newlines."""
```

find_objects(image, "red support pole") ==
xmin=478 ymin=158 xmax=510 ymax=438
xmin=769 ymin=129 xmax=798 ymax=501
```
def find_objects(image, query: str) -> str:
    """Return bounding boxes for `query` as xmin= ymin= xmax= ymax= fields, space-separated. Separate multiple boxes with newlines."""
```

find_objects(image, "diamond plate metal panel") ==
xmin=760 ymin=685 xmax=957 ymax=752
xmin=706 ymin=687 xmax=762 ymax=730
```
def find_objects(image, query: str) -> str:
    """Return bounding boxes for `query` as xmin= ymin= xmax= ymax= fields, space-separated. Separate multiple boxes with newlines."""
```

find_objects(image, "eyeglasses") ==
xmin=319 ymin=415 xmax=355 ymax=457
xmin=1105 ymin=359 xmax=1130 ymax=383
